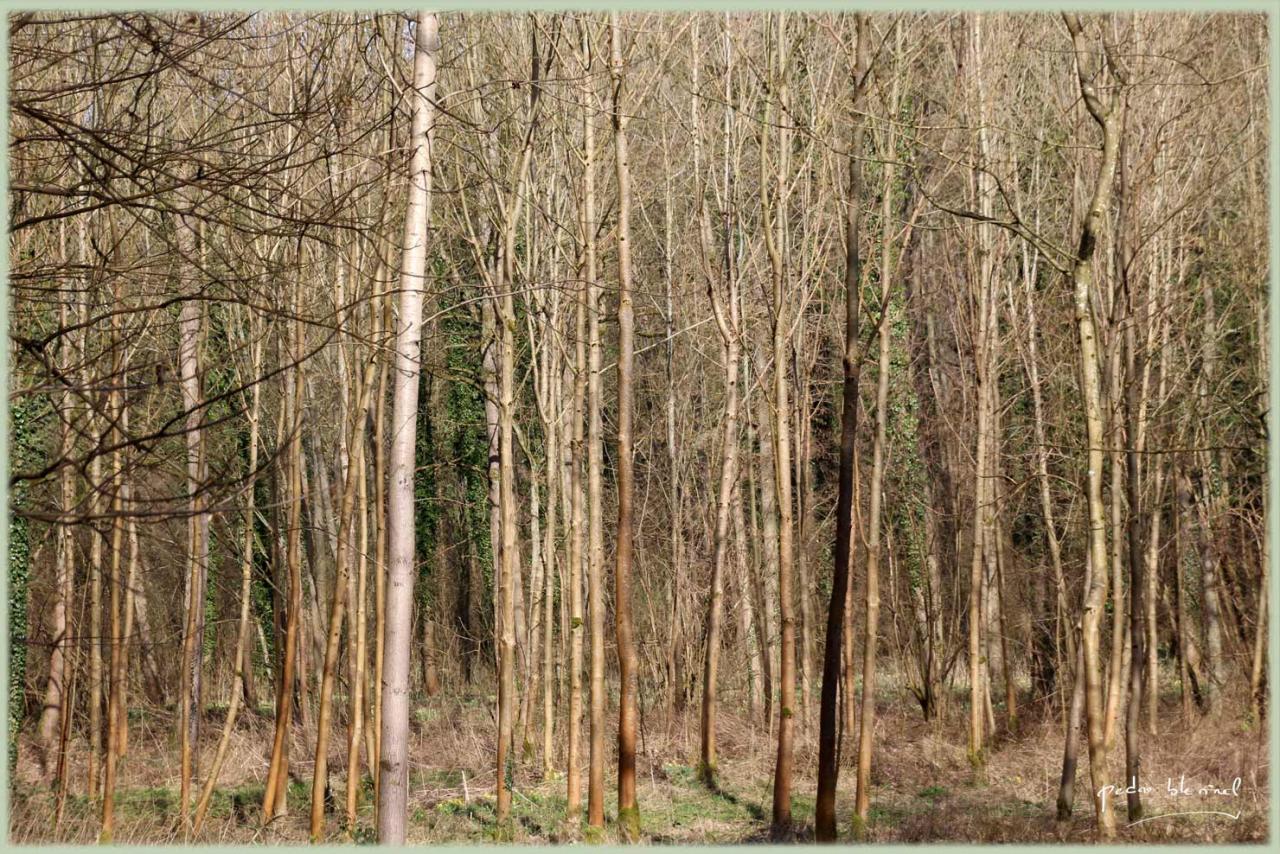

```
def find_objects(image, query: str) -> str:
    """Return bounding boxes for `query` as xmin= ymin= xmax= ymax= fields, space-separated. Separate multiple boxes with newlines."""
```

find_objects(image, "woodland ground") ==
xmin=9 ymin=666 xmax=1269 ymax=844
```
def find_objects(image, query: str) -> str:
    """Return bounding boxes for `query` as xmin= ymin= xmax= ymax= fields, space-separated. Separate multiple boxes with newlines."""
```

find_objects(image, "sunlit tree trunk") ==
xmin=1062 ymin=13 xmax=1127 ymax=838
xmin=762 ymin=13 xmax=797 ymax=836
xmin=176 ymin=204 xmax=205 ymax=832
xmin=263 ymin=264 xmax=304 ymax=826
xmin=966 ymin=15 xmax=994 ymax=772
xmin=565 ymin=23 xmax=591 ymax=822
xmin=311 ymin=309 xmax=379 ymax=841
xmin=584 ymin=14 xmax=607 ymax=826
xmin=610 ymin=13 xmax=641 ymax=840
xmin=695 ymin=16 xmax=742 ymax=789
xmin=376 ymin=12 xmax=438 ymax=843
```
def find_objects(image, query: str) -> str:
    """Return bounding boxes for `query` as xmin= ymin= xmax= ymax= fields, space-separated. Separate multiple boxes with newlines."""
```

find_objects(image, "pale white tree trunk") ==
xmin=378 ymin=11 xmax=438 ymax=844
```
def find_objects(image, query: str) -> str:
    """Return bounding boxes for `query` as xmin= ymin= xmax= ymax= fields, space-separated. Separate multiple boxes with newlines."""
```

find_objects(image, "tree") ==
xmin=815 ymin=13 xmax=870 ymax=841
xmin=377 ymin=12 xmax=439 ymax=844
xmin=610 ymin=11 xmax=641 ymax=841
xmin=1062 ymin=11 xmax=1129 ymax=840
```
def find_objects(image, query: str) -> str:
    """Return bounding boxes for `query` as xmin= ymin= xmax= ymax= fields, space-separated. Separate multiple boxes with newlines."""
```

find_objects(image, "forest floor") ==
xmin=9 ymin=666 xmax=1269 ymax=844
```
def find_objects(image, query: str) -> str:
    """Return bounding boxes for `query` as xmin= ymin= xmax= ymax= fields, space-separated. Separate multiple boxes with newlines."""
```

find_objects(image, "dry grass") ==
xmin=9 ymin=666 xmax=1269 ymax=844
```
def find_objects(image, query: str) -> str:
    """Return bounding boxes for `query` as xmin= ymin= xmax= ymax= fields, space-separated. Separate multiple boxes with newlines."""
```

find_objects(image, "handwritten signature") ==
xmin=1097 ymin=776 xmax=1244 ymax=825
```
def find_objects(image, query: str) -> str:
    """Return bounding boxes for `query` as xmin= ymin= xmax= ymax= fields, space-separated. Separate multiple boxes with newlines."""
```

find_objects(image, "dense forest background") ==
xmin=6 ymin=9 xmax=1271 ymax=844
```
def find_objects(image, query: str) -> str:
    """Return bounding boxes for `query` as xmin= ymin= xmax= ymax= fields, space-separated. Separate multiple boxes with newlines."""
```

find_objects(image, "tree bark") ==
xmin=610 ymin=14 xmax=641 ymax=840
xmin=763 ymin=13 xmax=796 ymax=836
xmin=376 ymin=13 xmax=437 ymax=843
xmin=1062 ymin=13 xmax=1126 ymax=838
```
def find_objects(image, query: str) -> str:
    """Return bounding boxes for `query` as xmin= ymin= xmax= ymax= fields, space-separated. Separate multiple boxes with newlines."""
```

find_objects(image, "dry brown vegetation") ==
xmin=11 ymin=666 xmax=1267 ymax=844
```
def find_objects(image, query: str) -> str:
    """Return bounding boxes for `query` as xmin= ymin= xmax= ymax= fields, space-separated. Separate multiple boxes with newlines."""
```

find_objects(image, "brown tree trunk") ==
xmin=311 ymin=322 xmax=379 ymax=841
xmin=763 ymin=13 xmax=796 ymax=836
xmin=610 ymin=14 xmax=640 ymax=840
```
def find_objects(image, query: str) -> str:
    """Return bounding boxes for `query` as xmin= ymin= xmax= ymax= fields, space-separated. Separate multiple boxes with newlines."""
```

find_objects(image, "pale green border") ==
xmin=1 ymin=1 xmax=1275 ymax=852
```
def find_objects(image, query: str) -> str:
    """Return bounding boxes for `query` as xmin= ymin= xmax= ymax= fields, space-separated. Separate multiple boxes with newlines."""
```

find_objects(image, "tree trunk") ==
xmin=610 ymin=14 xmax=641 ymax=840
xmin=855 ymin=68 xmax=902 ymax=827
xmin=193 ymin=322 xmax=263 ymax=837
xmin=176 ymin=211 xmax=205 ymax=831
xmin=311 ymin=322 xmax=379 ymax=841
xmin=376 ymin=13 xmax=437 ymax=843
xmin=763 ymin=13 xmax=796 ymax=836
xmin=695 ymin=16 xmax=742 ymax=785
xmin=100 ymin=299 xmax=125 ymax=841
xmin=585 ymin=17 xmax=607 ymax=825
xmin=565 ymin=26 xmax=590 ymax=820
xmin=1062 ymin=13 xmax=1126 ymax=838
xmin=38 ymin=271 xmax=76 ymax=768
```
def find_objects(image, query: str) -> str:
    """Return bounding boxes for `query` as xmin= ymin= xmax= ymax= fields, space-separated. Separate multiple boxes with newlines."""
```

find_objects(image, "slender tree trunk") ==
xmin=311 ymin=330 xmax=378 ymax=841
xmin=370 ymin=274 xmax=391 ymax=812
xmin=854 ymin=84 xmax=899 ymax=831
xmin=743 ymin=376 xmax=774 ymax=726
xmin=1055 ymin=567 xmax=1090 ymax=821
xmin=586 ymin=18 xmax=607 ymax=824
xmin=755 ymin=368 xmax=782 ymax=733
xmin=193 ymin=323 xmax=263 ymax=836
xmin=967 ymin=16 xmax=995 ymax=771
xmin=176 ymin=216 xmax=205 ymax=831
xmin=565 ymin=28 xmax=590 ymax=819
xmin=263 ymin=269 xmax=304 ymax=826
xmin=793 ymin=367 xmax=815 ymax=737
xmin=38 ymin=276 xmax=75 ymax=768
xmin=695 ymin=16 xmax=742 ymax=785
xmin=100 ymin=300 xmax=125 ymax=841
xmin=660 ymin=126 xmax=686 ymax=729
xmin=376 ymin=13 xmax=437 ymax=843
xmin=495 ymin=268 xmax=519 ymax=828
xmin=763 ymin=13 xmax=796 ymax=835
xmin=117 ymin=406 xmax=140 ymax=760
xmin=1173 ymin=467 xmax=1197 ymax=720
xmin=1196 ymin=276 xmax=1226 ymax=707
xmin=1062 ymin=14 xmax=1126 ymax=837
xmin=542 ymin=381 xmax=558 ymax=776
xmin=733 ymin=472 xmax=765 ymax=720
xmin=1018 ymin=234 xmax=1072 ymax=708
xmin=347 ymin=373 xmax=375 ymax=832
xmin=610 ymin=14 xmax=640 ymax=840
xmin=1249 ymin=307 xmax=1268 ymax=723
xmin=1101 ymin=345 xmax=1127 ymax=754
xmin=1118 ymin=157 xmax=1146 ymax=821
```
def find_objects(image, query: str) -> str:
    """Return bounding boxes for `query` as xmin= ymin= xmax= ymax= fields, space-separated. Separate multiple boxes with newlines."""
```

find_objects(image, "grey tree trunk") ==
xmin=377 ymin=12 xmax=438 ymax=844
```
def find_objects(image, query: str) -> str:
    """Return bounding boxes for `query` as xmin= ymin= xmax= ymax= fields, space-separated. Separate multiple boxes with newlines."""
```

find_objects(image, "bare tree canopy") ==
xmin=7 ymin=9 xmax=1269 ymax=845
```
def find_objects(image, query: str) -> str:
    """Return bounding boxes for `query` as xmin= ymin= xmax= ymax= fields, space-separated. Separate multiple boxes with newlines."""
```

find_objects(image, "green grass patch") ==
xmin=662 ymin=763 xmax=698 ymax=787
xmin=206 ymin=783 xmax=265 ymax=819
xmin=115 ymin=786 xmax=177 ymax=817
